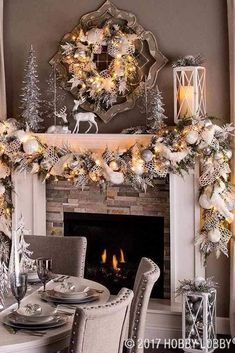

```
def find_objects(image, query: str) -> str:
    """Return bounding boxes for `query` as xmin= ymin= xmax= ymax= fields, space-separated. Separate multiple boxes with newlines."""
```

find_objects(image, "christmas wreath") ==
xmin=60 ymin=22 xmax=139 ymax=109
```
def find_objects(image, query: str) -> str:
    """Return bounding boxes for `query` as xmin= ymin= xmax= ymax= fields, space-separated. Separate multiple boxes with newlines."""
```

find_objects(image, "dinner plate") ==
xmin=40 ymin=290 xmax=99 ymax=304
xmin=7 ymin=311 xmax=63 ymax=326
xmin=3 ymin=315 xmax=67 ymax=330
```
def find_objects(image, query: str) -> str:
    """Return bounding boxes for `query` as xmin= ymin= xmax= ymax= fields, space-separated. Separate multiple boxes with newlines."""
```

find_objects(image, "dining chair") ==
xmin=128 ymin=257 xmax=160 ymax=353
xmin=24 ymin=235 xmax=87 ymax=277
xmin=69 ymin=288 xmax=133 ymax=353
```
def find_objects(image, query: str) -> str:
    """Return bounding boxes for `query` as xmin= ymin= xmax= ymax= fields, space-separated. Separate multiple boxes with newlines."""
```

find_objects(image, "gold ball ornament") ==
xmin=0 ymin=183 xmax=5 ymax=196
xmin=23 ymin=139 xmax=40 ymax=154
xmin=141 ymin=149 xmax=153 ymax=162
xmin=109 ymin=160 xmax=119 ymax=171
xmin=208 ymin=228 xmax=221 ymax=243
xmin=185 ymin=130 xmax=199 ymax=145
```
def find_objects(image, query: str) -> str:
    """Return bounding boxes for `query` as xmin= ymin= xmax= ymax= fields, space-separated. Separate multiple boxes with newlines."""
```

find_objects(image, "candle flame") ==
xmin=101 ymin=249 xmax=107 ymax=264
xmin=112 ymin=254 xmax=118 ymax=271
xmin=120 ymin=248 xmax=126 ymax=263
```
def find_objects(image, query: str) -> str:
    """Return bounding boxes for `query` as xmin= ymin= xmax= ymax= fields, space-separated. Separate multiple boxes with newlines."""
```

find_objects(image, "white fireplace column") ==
xmin=12 ymin=172 xmax=46 ymax=235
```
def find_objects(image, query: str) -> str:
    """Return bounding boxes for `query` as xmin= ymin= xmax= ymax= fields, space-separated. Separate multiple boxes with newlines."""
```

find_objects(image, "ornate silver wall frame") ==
xmin=50 ymin=0 xmax=168 ymax=123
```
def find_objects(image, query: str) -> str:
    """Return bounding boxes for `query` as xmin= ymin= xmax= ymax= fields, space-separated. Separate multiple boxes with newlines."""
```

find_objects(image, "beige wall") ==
xmin=3 ymin=0 xmax=230 ymax=316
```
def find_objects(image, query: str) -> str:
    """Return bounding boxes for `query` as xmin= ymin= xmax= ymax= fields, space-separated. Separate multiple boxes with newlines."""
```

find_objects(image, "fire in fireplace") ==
xmin=64 ymin=212 xmax=165 ymax=298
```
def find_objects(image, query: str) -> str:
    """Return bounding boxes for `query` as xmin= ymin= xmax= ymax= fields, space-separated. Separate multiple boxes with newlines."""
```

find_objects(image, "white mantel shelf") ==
xmin=36 ymin=133 xmax=153 ymax=151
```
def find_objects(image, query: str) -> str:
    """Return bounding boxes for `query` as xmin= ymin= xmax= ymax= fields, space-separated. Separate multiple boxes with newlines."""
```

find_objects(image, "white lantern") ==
xmin=173 ymin=66 xmax=206 ymax=122
xmin=182 ymin=289 xmax=216 ymax=353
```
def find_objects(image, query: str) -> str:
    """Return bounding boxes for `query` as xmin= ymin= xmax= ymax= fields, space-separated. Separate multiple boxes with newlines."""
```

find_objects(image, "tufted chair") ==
xmin=69 ymin=288 xmax=133 ymax=353
xmin=24 ymin=235 xmax=87 ymax=277
xmin=128 ymin=258 xmax=160 ymax=353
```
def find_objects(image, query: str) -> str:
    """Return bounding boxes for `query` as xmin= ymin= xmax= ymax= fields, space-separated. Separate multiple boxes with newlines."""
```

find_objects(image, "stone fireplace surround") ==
xmin=46 ymin=179 xmax=170 ymax=299
xmin=12 ymin=133 xmax=231 ymax=339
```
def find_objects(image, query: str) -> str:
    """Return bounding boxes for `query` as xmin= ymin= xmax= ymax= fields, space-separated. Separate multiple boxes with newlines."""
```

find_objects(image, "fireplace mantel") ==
xmin=36 ymin=133 xmax=153 ymax=151
xmin=12 ymin=133 xmax=209 ymax=339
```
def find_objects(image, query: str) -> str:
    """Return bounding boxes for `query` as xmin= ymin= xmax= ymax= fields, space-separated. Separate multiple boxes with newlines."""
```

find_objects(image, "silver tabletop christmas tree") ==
xmin=20 ymin=45 xmax=43 ymax=132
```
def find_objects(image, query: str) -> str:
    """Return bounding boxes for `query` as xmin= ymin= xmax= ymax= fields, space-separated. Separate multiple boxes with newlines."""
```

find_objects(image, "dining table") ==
xmin=0 ymin=276 xmax=110 ymax=353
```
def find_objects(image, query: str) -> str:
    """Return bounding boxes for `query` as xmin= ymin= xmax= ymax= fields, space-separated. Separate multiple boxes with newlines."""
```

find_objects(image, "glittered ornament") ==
xmin=186 ymin=130 xmax=199 ymax=145
xmin=208 ymin=228 xmax=221 ymax=243
xmin=23 ymin=139 xmax=39 ymax=154
xmin=141 ymin=149 xmax=153 ymax=162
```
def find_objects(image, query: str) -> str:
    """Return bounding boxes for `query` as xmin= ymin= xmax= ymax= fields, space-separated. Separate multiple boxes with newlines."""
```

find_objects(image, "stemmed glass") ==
xmin=10 ymin=273 xmax=28 ymax=309
xmin=36 ymin=258 xmax=52 ymax=292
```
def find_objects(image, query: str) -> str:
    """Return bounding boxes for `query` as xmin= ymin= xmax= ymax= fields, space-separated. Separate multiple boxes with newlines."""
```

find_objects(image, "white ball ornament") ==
xmin=225 ymin=150 xmax=232 ymax=160
xmin=15 ymin=130 xmax=30 ymax=143
xmin=141 ymin=149 xmax=153 ymax=162
xmin=186 ymin=130 xmax=199 ymax=145
xmin=0 ymin=183 xmax=5 ymax=196
xmin=199 ymin=194 xmax=212 ymax=210
xmin=208 ymin=228 xmax=221 ymax=243
xmin=203 ymin=119 xmax=213 ymax=128
xmin=23 ymin=139 xmax=40 ymax=154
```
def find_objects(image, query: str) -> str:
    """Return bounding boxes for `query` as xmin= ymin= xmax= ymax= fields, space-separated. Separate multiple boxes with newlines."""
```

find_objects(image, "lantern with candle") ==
xmin=173 ymin=63 xmax=206 ymax=122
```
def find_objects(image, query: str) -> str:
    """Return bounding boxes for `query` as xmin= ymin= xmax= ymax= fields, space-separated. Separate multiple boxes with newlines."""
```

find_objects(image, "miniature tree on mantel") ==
xmin=20 ymin=45 xmax=43 ymax=132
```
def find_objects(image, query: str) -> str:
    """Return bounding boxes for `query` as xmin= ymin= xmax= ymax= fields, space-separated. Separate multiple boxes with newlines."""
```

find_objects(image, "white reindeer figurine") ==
xmin=46 ymin=106 xmax=71 ymax=134
xmin=72 ymin=99 xmax=98 ymax=134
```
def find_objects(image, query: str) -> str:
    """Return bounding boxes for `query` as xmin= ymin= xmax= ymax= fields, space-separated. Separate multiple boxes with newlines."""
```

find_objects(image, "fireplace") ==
xmin=64 ymin=212 xmax=164 ymax=298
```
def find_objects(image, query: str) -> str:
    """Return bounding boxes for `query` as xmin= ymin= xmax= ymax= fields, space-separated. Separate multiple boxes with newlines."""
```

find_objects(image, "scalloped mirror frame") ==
xmin=50 ymin=0 xmax=168 ymax=123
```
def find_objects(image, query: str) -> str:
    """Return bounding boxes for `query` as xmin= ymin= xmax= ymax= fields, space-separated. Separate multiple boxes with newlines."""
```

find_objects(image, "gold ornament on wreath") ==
xmin=50 ymin=0 xmax=168 ymax=123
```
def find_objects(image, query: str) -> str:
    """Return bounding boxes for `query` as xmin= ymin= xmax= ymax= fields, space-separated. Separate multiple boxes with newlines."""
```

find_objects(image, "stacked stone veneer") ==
xmin=46 ymin=179 xmax=170 ymax=298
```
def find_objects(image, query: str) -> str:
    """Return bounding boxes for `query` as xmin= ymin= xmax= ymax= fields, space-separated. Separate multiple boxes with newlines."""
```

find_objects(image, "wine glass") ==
xmin=36 ymin=258 xmax=52 ymax=292
xmin=10 ymin=272 xmax=28 ymax=309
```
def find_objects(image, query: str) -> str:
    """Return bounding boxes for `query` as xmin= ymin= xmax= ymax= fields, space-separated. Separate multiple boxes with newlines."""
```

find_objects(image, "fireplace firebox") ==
xmin=64 ymin=212 xmax=165 ymax=298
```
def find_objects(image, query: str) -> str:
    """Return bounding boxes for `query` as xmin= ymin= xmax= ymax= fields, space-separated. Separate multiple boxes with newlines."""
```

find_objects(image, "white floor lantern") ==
xmin=173 ymin=66 xmax=206 ymax=123
xmin=182 ymin=290 xmax=217 ymax=353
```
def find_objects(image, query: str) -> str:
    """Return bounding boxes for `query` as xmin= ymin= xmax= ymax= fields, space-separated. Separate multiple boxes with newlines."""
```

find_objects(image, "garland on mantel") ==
xmin=0 ymin=116 xmax=234 ymax=286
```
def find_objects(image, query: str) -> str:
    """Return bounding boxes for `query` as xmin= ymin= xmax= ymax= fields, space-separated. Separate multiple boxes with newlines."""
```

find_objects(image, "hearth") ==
xmin=64 ymin=212 xmax=165 ymax=298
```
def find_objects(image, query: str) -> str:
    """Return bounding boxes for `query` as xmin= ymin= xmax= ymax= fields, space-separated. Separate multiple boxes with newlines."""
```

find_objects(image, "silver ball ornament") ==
xmin=141 ymin=149 xmax=153 ymax=162
xmin=23 ymin=139 xmax=40 ymax=154
xmin=186 ymin=130 xmax=199 ymax=145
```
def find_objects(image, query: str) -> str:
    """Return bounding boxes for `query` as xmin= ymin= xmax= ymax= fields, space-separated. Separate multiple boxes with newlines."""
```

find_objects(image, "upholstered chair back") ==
xmin=129 ymin=258 xmax=160 ymax=353
xmin=69 ymin=288 xmax=133 ymax=353
xmin=24 ymin=235 xmax=87 ymax=277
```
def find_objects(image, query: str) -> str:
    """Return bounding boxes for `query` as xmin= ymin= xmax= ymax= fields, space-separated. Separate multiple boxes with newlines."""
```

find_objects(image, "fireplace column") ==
xmin=12 ymin=172 xmax=46 ymax=235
